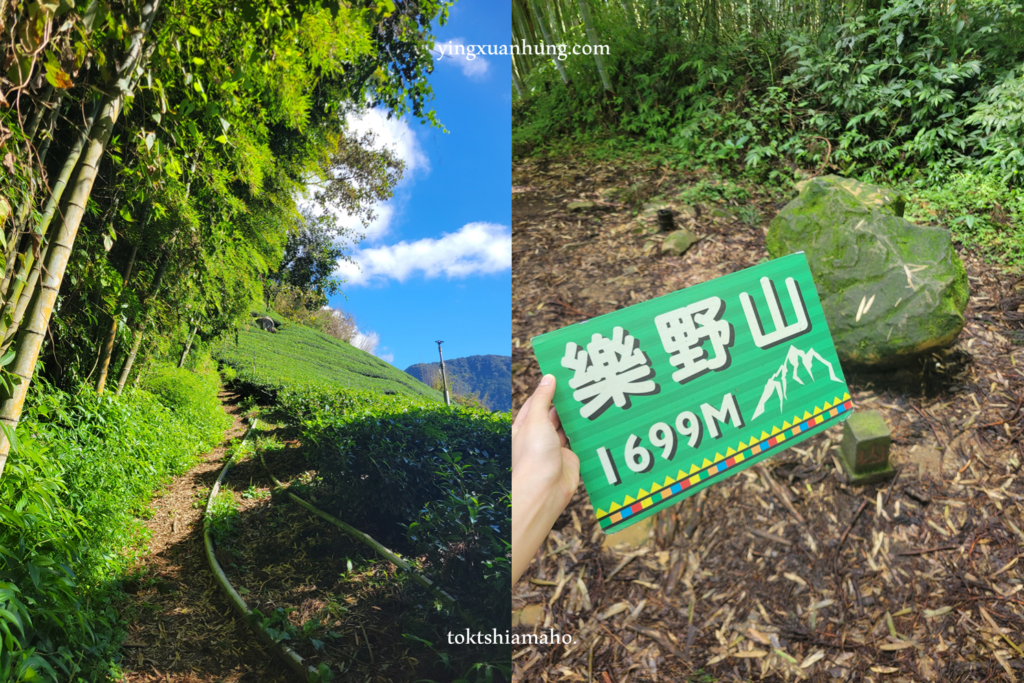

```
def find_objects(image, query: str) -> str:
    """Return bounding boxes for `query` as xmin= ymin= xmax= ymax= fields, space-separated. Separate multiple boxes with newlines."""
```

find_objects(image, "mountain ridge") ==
xmin=405 ymin=354 xmax=511 ymax=412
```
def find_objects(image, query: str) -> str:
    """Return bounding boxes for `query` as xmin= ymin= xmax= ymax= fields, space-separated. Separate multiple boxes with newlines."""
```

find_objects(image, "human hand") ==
xmin=511 ymin=375 xmax=580 ymax=585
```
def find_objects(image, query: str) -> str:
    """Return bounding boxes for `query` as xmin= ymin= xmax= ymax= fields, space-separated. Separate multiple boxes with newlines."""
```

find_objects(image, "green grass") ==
xmin=213 ymin=318 xmax=442 ymax=401
xmin=1 ymin=364 xmax=230 ymax=681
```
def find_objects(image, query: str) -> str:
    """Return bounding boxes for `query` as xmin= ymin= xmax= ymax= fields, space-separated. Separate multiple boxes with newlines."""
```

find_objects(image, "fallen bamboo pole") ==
xmin=204 ymin=421 xmax=317 ymax=681
xmin=253 ymin=420 xmax=481 ymax=630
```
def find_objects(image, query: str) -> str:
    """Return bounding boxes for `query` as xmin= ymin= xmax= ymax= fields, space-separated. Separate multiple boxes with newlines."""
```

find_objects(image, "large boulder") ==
xmin=766 ymin=175 xmax=968 ymax=367
xmin=254 ymin=316 xmax=277 ymax=333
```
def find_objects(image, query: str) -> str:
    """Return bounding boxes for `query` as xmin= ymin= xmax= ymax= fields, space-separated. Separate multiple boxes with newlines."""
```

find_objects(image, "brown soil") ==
xmin=118 ymin=392 xmax=294 ymax=682
xmin=512 ymin=157 xmax=1024 ymax=682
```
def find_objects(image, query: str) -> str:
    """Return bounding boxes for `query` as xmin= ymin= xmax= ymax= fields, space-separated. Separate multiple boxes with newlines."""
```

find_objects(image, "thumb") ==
xmin=527 ymin=374 xmax=557 ymax=422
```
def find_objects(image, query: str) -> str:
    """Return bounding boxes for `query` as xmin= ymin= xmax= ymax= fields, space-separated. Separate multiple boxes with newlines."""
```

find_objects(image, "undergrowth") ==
xmin=514 ymin=0 xmax=1024 ymax=270
xmin=0 ymin=363 xmax=228 ymax=680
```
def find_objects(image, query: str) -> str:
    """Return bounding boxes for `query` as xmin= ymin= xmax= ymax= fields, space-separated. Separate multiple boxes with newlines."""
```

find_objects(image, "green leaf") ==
xmin=188 ymin=25 xmax=201 ymax=36
xmin=215 ymin=135 xmax=228 ymax=144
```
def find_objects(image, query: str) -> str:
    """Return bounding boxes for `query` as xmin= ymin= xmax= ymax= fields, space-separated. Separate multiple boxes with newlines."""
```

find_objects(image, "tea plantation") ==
xmin=214 ymin=316 xmax=443 ymax=402
xmin=214 ymin=316 xmax=511 ymax=680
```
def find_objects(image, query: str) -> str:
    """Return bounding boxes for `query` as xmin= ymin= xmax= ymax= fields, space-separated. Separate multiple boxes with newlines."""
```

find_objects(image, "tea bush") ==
xmin=0 ymin=367 xmax=229 ymax=680
xmin=280 ymin=386 xmax=511 ymax=626
xmin=214 ymin=318 xmax=442 ymax=402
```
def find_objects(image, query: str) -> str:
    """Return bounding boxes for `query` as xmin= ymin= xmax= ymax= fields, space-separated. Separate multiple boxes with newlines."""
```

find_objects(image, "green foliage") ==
xmin=900 ymin=171 xmax=1024 ymax=269
xmin=213 ymin=317 xmax=442 ymax=401
xmin=142 ymin=362 xmax=231 ymax=442
xmin=283 ymin=389 xmax=511 ymax=625
xmin=206 ymin=490 xmax=239 ymax=544
xmin=0 ymin=375 xmax=230 ymax=680
xmin=515 ymin=0 xmax=1024 ymax=268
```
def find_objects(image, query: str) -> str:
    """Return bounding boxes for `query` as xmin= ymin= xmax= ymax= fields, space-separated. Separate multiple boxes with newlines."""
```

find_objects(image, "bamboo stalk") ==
xmin=115 ymin=155 xmax=197 ymax=393
xmin=531 ymin=0 xmax=572 ymax=86
xmin=178 ymin=323 xmax=198 ymax=368
xmin=577 ymin=0 xmax=614 ymax=93
xmin=114 ymin=252 xmax=169 ymax=395
xmin=95 ymin=244 xmax=138 ymax=394
xmin=0 ymin=99 xmax=101 ymax=342
xmin=0 ymin=0 xmax=162 ymax=474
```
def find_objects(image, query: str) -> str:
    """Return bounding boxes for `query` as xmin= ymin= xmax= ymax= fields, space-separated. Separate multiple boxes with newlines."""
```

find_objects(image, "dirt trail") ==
xmin=119 ymin=391 xmax=292 ymax=682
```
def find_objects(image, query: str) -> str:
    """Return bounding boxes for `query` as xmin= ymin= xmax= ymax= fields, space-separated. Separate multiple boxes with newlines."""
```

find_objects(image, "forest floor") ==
xmin=511 ymin=156 xmax=1024 ymax=682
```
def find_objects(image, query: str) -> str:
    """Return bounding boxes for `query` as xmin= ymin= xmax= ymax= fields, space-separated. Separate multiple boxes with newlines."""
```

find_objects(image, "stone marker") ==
xmin=839 ymin=410 xmax=894 ymax=485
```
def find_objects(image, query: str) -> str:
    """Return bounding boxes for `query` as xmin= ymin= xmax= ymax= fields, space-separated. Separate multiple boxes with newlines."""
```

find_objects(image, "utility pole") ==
xmin=435 ymin=340 xmax=451 ymax=406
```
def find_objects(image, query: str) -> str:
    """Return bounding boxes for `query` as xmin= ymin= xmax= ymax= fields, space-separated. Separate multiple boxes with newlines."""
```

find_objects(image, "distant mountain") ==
xmin=405 ymin=355 xmax=511 ymax=412
xmin=752 ymin=345 xmax=844 ymax=419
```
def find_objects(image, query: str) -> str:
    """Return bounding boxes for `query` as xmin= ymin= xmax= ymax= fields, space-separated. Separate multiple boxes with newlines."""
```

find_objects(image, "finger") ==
xmin=548 ymin=405 xmax=562 ymax=432
xmin=526 ymin=374 xmax=557 ymax=423
xmin=548 ymin=406 xmax=568 ymax=447
xmin=512 ymin=395 xmax=534 ymax=434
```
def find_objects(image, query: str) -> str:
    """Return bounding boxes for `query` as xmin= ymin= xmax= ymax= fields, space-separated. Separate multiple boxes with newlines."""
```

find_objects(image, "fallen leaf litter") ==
xmin=512 ymin=157 xmax=1024 ymax=682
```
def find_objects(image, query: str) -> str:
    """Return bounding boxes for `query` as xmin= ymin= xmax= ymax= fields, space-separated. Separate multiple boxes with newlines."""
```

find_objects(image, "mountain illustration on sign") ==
xmin=752 ymin=345 xmax=844 ymax=419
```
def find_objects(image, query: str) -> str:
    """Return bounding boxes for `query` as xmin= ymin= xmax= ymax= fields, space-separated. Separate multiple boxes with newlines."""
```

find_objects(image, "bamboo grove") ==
xmin=513 ymin=0 xmax=1024 ymax=194
xmin=0 ymin=0 xmax=447 ymax=478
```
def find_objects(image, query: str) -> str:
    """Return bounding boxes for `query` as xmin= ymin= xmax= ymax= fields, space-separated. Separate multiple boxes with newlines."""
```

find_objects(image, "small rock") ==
xmin=603 ymin=515 xmax=655 ymax=550
xmin=708 ymin=206 xmax=734 ymax=222
xmin=254 ymin=316 xmax=277 ymax=333
xmin=660 ymin=230 xmax=699 ymax=256
xmin=598 ymin=187 xmax=627 ymax=202
xmin=908 ymin=443 xmax=941 ymax=480
xmin=567 ymin=200 xmax=595 ymax=212
xmin=673 ymin=203 xmax=698 ymax=219
xmin=513 ymin=604 xmax=545 ymax=628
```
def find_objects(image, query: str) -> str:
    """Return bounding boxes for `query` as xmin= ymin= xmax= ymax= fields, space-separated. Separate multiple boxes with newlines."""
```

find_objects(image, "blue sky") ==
xmin=328 ymin=0 xmax=511 ymax=371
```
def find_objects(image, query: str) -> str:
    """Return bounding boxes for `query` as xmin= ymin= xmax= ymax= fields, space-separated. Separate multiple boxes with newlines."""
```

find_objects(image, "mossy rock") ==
xmin=767 ymin=175 xmax=968 ymax=368
xmin=661 ymin=229 xmax=700 ymax=256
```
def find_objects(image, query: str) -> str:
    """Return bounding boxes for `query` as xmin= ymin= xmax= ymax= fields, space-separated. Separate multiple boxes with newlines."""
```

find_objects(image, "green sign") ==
xmin=532 ymin=253 xmax=852 ymax=534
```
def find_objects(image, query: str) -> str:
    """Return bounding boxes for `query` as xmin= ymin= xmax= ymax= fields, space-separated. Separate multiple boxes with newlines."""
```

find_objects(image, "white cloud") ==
xmin=346 ymin=109 xmax=430 ymax=177
xmin=307 ymin=109 xmax=429 ymax=243
xmin=433 ymin=39 xmax=490 ymax=80
xmin=337 ymin=222 xmax=511 ymax=287
xmin=350 ymin=325 xmax=394 ymax=364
